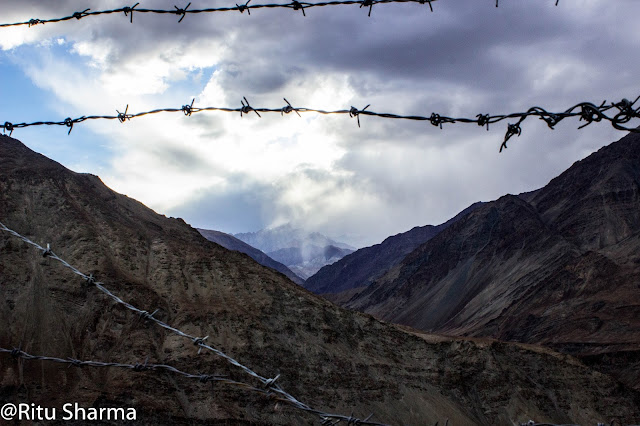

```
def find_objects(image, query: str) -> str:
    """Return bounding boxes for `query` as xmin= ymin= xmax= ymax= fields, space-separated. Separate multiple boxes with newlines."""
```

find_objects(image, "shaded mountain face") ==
xmin=343 ymin=132 xmax=640 ymax=390
xmin=2 ymin=134 xmax=639 ymax=424
xmin=197 ymin=228 xmax=305 ymax=285
xmin=236 ymin=225 xmax=354 ymax=279
xmin=304 ymin=203 xmax=482 ymax=295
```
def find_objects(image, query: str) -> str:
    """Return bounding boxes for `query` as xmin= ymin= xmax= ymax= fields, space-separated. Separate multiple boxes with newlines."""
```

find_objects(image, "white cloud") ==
xmin=2 ymin=0 xmax=640 ymax=245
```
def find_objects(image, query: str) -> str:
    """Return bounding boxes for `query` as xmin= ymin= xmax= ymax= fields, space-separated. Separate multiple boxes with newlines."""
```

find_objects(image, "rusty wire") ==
xmin=0 ymin=1 xmax=565 ymax=28
xmin=2 ymin=96 xmax=639 ymax=151
xmin=0 ymin=220 xmax=385 ymax=426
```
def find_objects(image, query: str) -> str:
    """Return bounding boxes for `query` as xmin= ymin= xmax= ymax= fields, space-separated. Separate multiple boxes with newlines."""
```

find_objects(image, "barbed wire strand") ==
xmin=2 ymin=96 xmax=639 ymax=151
xmin=0 ymin=225 xmax=633 ymax=426
xmin=0 ymin=1 xmax=564 ymax=28
xmin=0 ymin=347 xmax=265 ymax=392
xmin=0 ymin=220 xmax=385 ymax=426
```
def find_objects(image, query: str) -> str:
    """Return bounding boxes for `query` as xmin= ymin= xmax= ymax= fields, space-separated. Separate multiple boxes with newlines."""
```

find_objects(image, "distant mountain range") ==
xmin=235 ymin=224 xmax=354 ymax=279
xmin=197 ymin=228 xmax=305 ymax=285
xmin=5 ymin=134 xmax=637 ymax=423
xmin=309 ymin=132 xmax=640 ymax=391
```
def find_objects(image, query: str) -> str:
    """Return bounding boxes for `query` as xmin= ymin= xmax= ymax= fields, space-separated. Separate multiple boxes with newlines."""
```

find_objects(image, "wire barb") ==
xmin=64 ymin=117 xmax=74 ymax=134
xmin=3 ymin=122 xmax=14 ymax=136
xmin=281 ymin=98 xmax=301 ymax=117
xmin=41 ymin=243 xmax=52 ymax=258
xmin=360 ymin=0 xmax=374 ymax=17
xmin=237 ymin=0 xmax=252 ymax=14
xmin=500 ymin=122 xmax=522 ymax=152
xmin=182 ymin=98 xmax=195 ymax=116
xmin=174 ymin=2 xmax=191 ymax=22
xmin=291 ymin=1 xmax=306 ymax=16
xmin=349 ymin=104 xmax=370 ymax=127
xmin=240 ymin=97 xmax=261 ymax=117
xmin=117 ymin=105 xmax=131 ymax=123
xmin=73 ymin=9 xmax=91 ymax=20
xmin=418 ymin=0 xmax=434 ymax=12
xmin=123 ymin=2 xmax=139 ymax=23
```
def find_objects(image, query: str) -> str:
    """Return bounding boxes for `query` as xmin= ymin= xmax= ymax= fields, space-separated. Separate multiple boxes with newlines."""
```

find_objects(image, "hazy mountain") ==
xmin=343 ymin=132 xmax=640 ymax=391
xmin=197 ymin=228 xmax=305 ymax=285
xmin=236 ymin=225 xmax=354 ymax=279
xmin=2 ymin=134 xmax=639 ymax=424
xmin=305 ymin=203 xmax=482 ymax=295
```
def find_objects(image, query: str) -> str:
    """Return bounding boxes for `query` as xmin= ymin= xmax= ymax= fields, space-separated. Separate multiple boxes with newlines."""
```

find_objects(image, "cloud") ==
xmin=2 ymin=0 xmax=640 ymax=247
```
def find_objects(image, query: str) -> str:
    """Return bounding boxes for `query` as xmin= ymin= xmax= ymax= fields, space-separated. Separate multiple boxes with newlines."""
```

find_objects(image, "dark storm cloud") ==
xmin=5 ymin=0 xmax=640 ymax=242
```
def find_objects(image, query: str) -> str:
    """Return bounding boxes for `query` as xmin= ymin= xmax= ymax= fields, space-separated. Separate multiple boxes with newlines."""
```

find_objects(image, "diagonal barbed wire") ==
xmin=0 ymin=220 xmax=386 ymax=425
xmin=2 ymin=95 xmax=639 ymax=151
xmin=0 ymin=1 xmax=562 ymax=28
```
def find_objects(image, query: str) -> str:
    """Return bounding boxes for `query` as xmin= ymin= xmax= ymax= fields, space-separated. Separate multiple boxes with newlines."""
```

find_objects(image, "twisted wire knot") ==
xmin=430 ymin=112 xmax=444 ymax=129
xmin=3 ymin=122 xmax=14 ymax=136
xmin=41 ymin=243 xmax=52 ymax=258
xmin=349 ymin=104 xmax=370 ymax=127
xmin=174 ymin=2 xmax=191 ymax=22
xmin=64 ymin=117 xmax=74 ymax=134
xmin=578 ymin=103 xmax=604 ymax=127
xmin=240 ymin=97 xmax=261 ymax=117
xmin=73 ymin=9 xmax=90 ymax=20
xmin=117 ymin=105 xmax=130 ymax=123
xmin=292 ymin=1 xmax=306 ymax=16
xmin=237 ymin=0 xmax=252 ymax=14
xmin=182 ymin=99 xmax=195 ymax=116
xmin=476 ymin=113 xmax=490 ymax=130
xmin=123 ymin=3 xmax=139 ymax=23
xmin=500 ymin=123 xmax=522 ymax=152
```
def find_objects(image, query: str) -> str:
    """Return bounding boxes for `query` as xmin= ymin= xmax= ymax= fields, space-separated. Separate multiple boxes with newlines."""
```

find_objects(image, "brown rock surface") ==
xmin=1 ymin=135 xmax=639 ymax=424
xmin=343 ymin=132 xmax=640 ymax=392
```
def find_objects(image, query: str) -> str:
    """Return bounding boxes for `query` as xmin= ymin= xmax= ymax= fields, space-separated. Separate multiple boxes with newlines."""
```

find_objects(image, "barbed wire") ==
xmin=0 ymin=347 xmax=260 ymax=391
xmin=0 ymin=220 xmax=385 ymax=426
xmin=0 ymin=1 xmax=563 ymax=28
xmin=2 ymin=96 xmax=639 ymax=151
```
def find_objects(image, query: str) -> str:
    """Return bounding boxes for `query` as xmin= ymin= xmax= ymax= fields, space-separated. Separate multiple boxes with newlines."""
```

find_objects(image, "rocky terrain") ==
xmin=305 ymin=203 xmax=482 ymax=295
xmin=340 ymin=132 xmax=640 ymax=391
xmin=1 ymin=134 xmax=639 ymax=424
xmin=197 ymin=228 xmax=305 ymax=285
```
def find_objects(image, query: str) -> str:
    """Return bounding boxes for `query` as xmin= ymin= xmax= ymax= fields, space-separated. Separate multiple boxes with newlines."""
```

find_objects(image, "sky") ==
xmin=1 ymin=0 xmax=639 ymax=247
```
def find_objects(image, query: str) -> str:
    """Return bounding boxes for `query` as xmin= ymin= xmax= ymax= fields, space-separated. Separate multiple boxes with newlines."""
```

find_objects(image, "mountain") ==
xmin=305 ymin=203 xmax=482 ymax=295
xmin=342 ymin=132 xmax=640 ymax=390
xmin=267 ymin=244 xmax=354 ymax=280
xmin=236 ymin=225 xmax=354 ymax=279
xmin=2 ymin=134 xmax=639 ymax=424
xmin=197 ymin=228 xmax=305 ymax=285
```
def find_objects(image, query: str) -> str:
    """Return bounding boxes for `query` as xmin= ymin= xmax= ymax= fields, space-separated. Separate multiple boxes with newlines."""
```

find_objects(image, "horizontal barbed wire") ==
xmin=2 ymin=96 xmax=639 ymax=151
xmin=0 ymin=220 xmax=385 ymax=426
xmin=0 ymin=347 xmax=261 ymax=391
xmin=0 ymin=0 xmax=561 ymax=28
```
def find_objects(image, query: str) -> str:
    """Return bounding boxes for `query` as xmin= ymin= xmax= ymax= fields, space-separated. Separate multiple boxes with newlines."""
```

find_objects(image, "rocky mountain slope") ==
xmin=1 ymin=134 xmax=639 ymax=424
xmin=197 ymin=228 xmax=305 ymax=285
xmin=343 ymin=132 xmax=640 ymax=390
xmin=305 ymin=203 xmax=482 ymax=295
